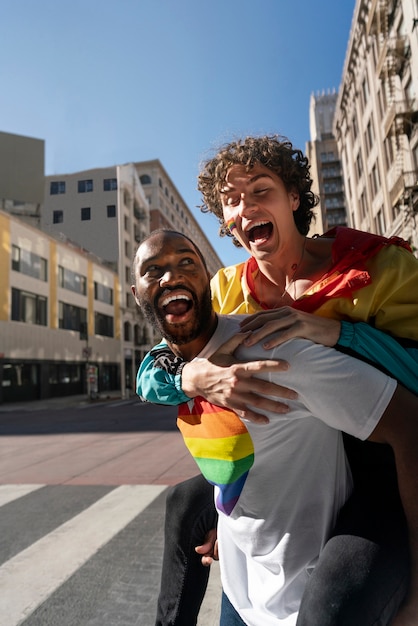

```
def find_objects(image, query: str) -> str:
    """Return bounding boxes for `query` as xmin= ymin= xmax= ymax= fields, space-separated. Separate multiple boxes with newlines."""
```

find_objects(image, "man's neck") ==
xmin=167 ymin=312 xmax=218 ymax=361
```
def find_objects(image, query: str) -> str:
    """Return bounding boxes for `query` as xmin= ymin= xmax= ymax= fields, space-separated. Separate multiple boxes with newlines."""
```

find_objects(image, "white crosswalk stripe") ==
xmin=0 ymin=484 xmax=166 ymax=626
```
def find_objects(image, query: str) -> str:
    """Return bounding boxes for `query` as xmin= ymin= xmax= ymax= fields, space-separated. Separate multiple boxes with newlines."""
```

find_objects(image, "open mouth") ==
xmin=247 ymin=221 xmax=273 ymax=244
xmin=160 ymin=292 xmax=193 ymax=320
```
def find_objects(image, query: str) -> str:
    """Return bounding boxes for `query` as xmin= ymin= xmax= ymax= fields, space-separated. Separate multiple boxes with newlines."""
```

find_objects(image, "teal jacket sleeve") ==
xmin=338 ymin=321 xmax=418 ymax=395
xmin=136 ymin=341 xmax=190 ymax=405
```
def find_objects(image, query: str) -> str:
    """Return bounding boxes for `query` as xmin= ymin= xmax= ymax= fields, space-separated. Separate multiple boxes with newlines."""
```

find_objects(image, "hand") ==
xmin=240 ymin=307 xmax=341 ymax=350
xmin=181 ymin=332 xmax=297 ymax=424
xmin=195 ymin=528 xmax=219 ymax=567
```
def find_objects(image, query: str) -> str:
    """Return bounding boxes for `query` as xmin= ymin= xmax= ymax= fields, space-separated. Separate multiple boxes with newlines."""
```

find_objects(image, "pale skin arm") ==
xmin=368 ymin=385 xmax=418 ymax=626
xmin=239 ymin=307 xmax=342 ymax=349
xmin=181 ymin=332 xmax=298 ymax=424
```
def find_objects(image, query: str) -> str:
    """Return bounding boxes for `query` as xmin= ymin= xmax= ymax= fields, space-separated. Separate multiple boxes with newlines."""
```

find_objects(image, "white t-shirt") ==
xmin=196 ymin=315 xmax=397 ymax=626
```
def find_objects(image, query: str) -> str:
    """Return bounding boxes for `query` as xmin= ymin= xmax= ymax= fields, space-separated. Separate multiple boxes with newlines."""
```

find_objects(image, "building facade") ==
xmin=306 ymin=91 xmax=348 ymax=236
xmin=134 ymin=159 xmax=223 ymax=278
xmin=42 ymin=163 xmax=153 ymax=395
xmin=334 ymin=0 xmax=418 ymax=251
xmin=0 ymin=210 xmax=121 ymax=403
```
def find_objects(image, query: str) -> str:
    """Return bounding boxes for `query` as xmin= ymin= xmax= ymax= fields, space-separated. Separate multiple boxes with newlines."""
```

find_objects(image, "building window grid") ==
xmin=95 ymin=312 xmax=114 ymax=337
xmin=107 ymin=205 xmax=116 ymax=218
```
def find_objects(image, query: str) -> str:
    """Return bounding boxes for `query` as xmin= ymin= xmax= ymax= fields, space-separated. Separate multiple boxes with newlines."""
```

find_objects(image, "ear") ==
xmin=289 ymin=191 xmax=300 ymax=212
xmin=131 ymin=285 xmax=140 ymax=307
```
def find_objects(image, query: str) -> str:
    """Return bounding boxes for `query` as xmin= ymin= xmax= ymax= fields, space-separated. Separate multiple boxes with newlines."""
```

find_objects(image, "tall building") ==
xmin=134 ymin=159 xmax=223 ymax=278
xmin=306 ymin=91 xmax=348 ymax=236
xmin=0 ymin=209 xmax=121 ymax=404
xmin=0 ymin=130 xmax=44 ymax=228
xmin=333 ymin=0 xmax=418 ymax=251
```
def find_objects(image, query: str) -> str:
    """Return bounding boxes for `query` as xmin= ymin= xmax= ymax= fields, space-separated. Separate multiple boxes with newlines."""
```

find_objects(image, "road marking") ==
xmin=0 ymin=484 xmax=44 ymax=507
xmin=0 ymin=484 xmax=166 ymax=625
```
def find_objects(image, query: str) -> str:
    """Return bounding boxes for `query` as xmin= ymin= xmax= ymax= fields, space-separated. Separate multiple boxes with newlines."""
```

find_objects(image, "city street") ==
xmin=0 ymin=397 xmax=221 ymax=625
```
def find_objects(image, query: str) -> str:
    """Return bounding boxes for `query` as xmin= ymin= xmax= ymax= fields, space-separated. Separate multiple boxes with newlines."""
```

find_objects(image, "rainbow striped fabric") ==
xmin=177 ymin=397 xmax=255 ymax=515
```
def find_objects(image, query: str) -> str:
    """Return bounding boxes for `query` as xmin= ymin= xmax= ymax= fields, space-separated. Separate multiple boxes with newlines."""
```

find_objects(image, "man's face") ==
xmin=132 ymin=232 xmax=214 ymax=347
xmin=220 ymin=163 xmax=300 ymax=260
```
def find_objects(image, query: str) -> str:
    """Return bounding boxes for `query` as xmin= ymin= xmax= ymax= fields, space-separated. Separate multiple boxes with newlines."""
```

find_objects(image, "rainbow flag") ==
xmin=177 ymin=398 xmax=254 ymax=515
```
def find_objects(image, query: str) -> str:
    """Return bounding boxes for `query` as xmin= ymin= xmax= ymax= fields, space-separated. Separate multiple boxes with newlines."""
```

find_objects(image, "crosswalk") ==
xmin=0 ymin=484 xmax=221 ymax=626
xmin=0 ymin=484 xmax=168 ymax=625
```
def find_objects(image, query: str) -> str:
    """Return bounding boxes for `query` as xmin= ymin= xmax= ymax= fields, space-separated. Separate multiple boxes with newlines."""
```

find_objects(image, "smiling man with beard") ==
xmin=131 ymin=228 xmax=418 ymax=626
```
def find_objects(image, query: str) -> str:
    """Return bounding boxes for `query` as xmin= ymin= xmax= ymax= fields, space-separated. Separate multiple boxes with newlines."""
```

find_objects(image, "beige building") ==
xmin=134 ymin=159 xmax=223 ymax=278
xmin=42 ymin=163 xmax=153 ymax=394
xmin=334 ymin=0 xmax=418 ymax=251
xmin=307 ymin=91 xmax=348 ymax=236
xmin=0 ymin=210 xmax=121 ymax=403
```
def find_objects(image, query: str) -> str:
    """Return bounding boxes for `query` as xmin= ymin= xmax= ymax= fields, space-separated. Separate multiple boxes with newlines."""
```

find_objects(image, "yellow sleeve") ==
xmin=210 ymin=263 xmax=261 ymax=315
xmin=316 ymin=245 xmax=418 ymax=341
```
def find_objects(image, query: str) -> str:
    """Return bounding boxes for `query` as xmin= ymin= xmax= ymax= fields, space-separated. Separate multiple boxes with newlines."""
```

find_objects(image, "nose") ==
xmin=159 ymin=266 xmax=181 ymax=287
xmin=237 ymin=192 xmax=256 ymax=217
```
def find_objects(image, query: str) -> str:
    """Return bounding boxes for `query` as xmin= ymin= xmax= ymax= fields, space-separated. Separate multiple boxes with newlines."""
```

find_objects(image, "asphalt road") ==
xmin=0 ymin=396 xmax=221 ymax=625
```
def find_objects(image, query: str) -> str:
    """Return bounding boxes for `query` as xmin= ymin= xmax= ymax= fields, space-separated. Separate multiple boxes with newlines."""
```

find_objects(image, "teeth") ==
xmin=245 ymin=220 xmax=270 ymax=233
xmin=161 ymin=293 xmax=191 ymax=307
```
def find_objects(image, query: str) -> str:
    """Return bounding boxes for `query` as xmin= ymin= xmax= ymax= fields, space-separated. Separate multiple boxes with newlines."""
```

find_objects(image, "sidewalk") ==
xmin=0 ymin=390 xmax=125 ymax=412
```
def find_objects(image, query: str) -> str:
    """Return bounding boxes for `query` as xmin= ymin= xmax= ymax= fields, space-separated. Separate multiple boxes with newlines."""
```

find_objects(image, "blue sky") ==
xmin=2 ymin=0 xmax=356 ymax=267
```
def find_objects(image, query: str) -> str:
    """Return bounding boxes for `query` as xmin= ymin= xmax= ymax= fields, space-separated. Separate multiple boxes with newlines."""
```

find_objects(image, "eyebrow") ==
xmin=220 ymin=173 xmax=273 ymax=193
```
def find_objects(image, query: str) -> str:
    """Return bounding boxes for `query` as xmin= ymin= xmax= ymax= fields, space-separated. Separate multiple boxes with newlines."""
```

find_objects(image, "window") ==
xmin=107 ymin=205 xmax=116 ymax=218
xmin=11 ymin=288 xmax=47 ymax=325
xmin=59 ymin=266 xmax=87 ymax=295
xmin=95 ymin=312 xmax=114 ymax=337
xmin=362 ymin=75 xmax=370 ymax=106
xmin=365 ymin=119 xmax=375 ymax=152
xmin=50 ymin=181 xmax=66 ymax=194
xmin=59 ymin=302 xmax=87 ymax=331
xmin=78 ymin=179 xmax=93 ymax=193
xmin=124 ymin=321 xmax=131 ymax=341
xmin=94 ymin=281 xmax=113 ymax=304
xmin=81 ymin=207 xmax=91 ymax=221
xmin=103 ymin=178 xmax=117 ymax=191
xmin=370 ymin=162 xmax=381 ymax=197
xmin=11 ymin=246 xmax=48 ymax=281
xmin=140 ymin=174 xmax=151 ymax=185
xmin=53 ymin=210 xmax=63 ymax=224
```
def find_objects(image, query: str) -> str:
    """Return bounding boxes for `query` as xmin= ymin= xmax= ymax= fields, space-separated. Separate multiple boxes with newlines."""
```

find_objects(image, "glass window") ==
xmin=59 ymin=301 xmax=87 ymax=331
xmin=11 ymin=288 xmax=47 ymax=325
xmin=94 ymin=281 xmax=113 ymax=304
xmin=104 ymin=178 xmax=117 ymax=191
xmin=11 ymin=246 xmax=48 ymax=281
xmin=95 ymin=312 xmax=114 ymax=337
xmin=78 ymin=179 xmax=93 ymax=193
xmin=53 ymin=210 xmax=63 ymax=224
xmin=140 ymin=174 xmax=151 ymax=184
xmin=50 ymin=181 xmax=66 ymax=194
xmin=107 ymin=205 xmax=116 ymax=218
xmin=81 ymin=207 xmax=91 ymax=221
xmin=59 ymin=266 xmax=87 ymax=295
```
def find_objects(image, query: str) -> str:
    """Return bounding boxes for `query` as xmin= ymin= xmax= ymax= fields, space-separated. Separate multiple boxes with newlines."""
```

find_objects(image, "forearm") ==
xmin=136 ymin=345 xmax=190 ymax=405
xmin=338 ymin=321 xmax=418 ymax=395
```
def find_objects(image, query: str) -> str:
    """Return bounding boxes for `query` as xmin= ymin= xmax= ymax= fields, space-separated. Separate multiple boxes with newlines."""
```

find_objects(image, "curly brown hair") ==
xmin=197 ymin=135 xmax=318 ymax=246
